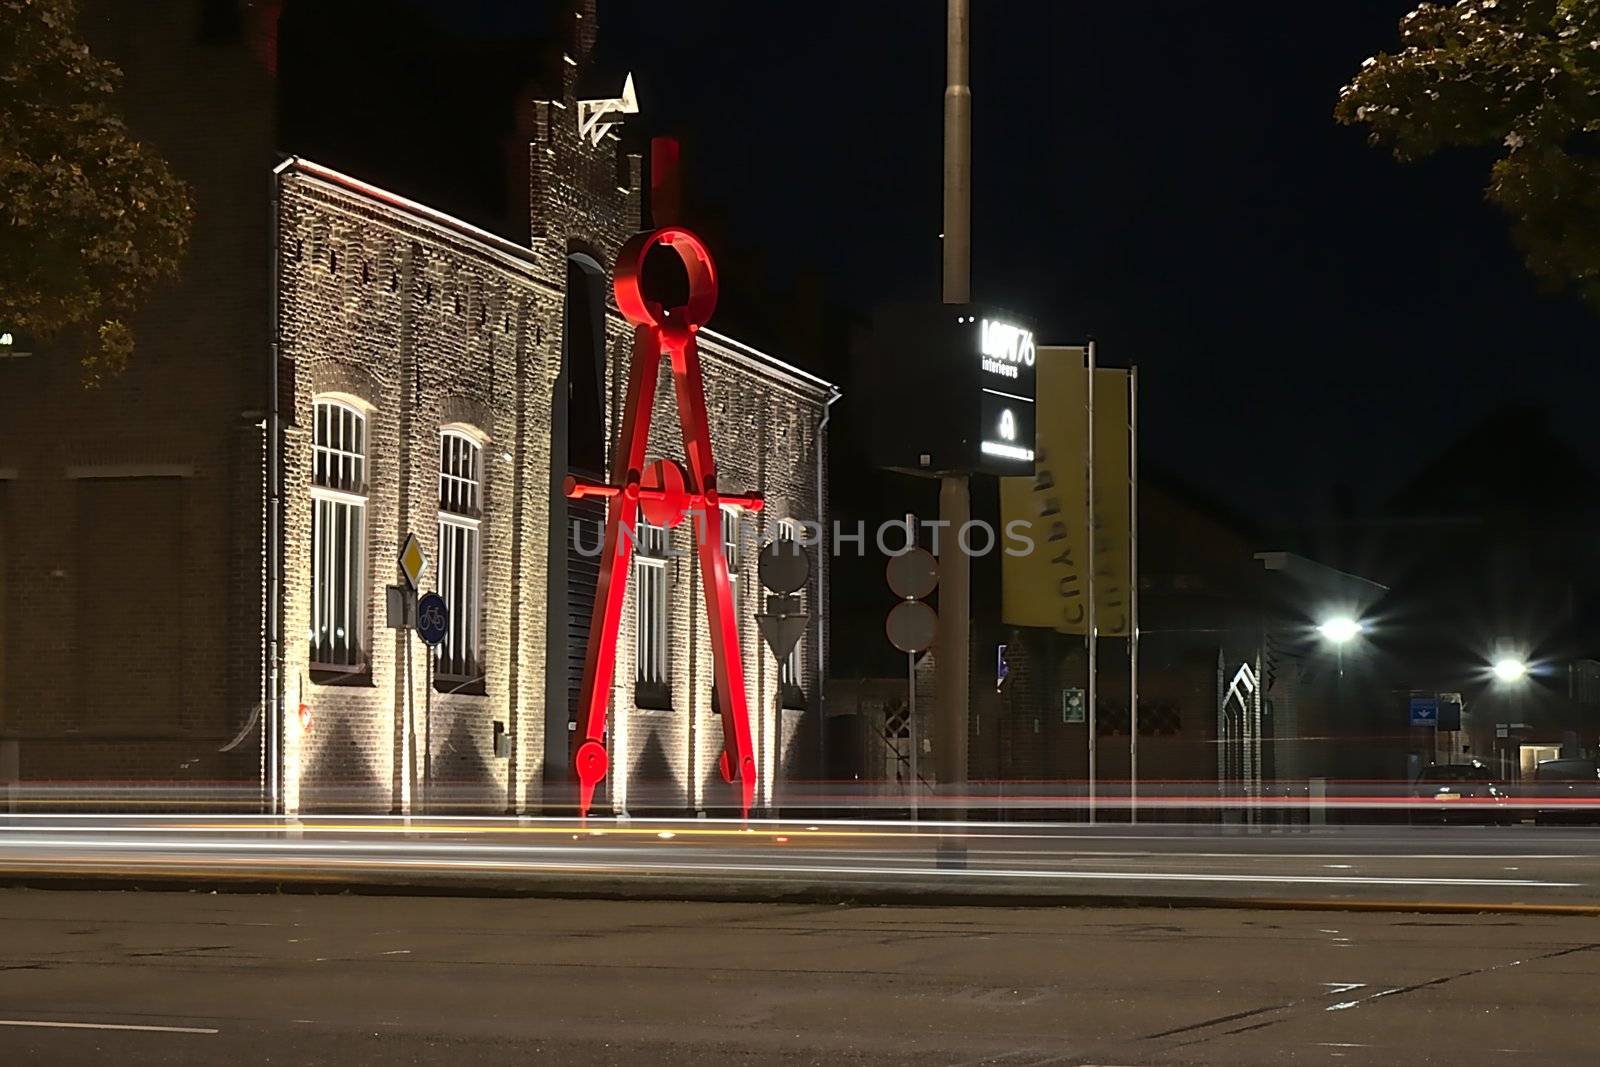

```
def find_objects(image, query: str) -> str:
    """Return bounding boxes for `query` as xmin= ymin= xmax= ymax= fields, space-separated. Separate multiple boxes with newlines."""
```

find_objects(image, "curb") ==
xmin=4 ymin=867 xmax=1598 ymax=917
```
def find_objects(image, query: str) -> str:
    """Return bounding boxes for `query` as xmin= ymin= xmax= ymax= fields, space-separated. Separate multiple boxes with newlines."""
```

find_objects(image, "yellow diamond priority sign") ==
xmin=398 ymin=532 xmax=427 ymax=590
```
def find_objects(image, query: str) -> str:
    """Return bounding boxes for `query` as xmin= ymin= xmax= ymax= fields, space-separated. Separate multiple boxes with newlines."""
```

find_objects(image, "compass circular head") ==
xmin=614 ymin=226 xmax=718 ymax=330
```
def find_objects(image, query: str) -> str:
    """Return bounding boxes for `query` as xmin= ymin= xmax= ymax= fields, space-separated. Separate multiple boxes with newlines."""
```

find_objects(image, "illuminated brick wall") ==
xmin=275 ymin=37 xmax=832 ymax=815
xmin=0 ymin=1 xmax=830 ymax=814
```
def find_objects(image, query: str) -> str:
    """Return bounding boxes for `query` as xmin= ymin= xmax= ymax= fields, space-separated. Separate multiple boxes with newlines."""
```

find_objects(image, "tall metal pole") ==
xmin=403 ymin=628 xmax=414 ymax=816
xmin=908 ymin=650 xmax=920 ymax=821
xmin=906 ymin=513 xmax=920 ymax=822
xmin=1128 ymin=366 xmax=1139 ymax=824
xmin=935 ymin=0 xmax=972 ymax=804
xmin=943 ymin=0 xmax=971 ymax=304
xmin=935 ymin=476 xmax=970 ymax=793
xmin=1085 ymin=341 xmax=1098 ymax=824
xmin=424 ymin=645 xmax=433 ymax=813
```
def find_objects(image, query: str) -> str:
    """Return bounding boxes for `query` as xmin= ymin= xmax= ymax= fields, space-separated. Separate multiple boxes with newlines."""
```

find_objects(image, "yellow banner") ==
xmin=1000 ymin=348 xmax=1132 ymax=636
xmin=1091 ymin=366 xmax=1132 ymax=637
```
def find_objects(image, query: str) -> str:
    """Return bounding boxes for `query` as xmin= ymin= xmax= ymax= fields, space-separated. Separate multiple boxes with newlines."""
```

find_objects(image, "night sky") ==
xmin=351 ymin=0 xmax=1600 ymax=523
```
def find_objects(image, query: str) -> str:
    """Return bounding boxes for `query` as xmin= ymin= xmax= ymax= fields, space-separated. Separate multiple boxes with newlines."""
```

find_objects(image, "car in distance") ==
xmin=1409 ymin=762 xmax=1510 ymax=826
xmin=1531 ymin=758 xmax=1600 ymax=826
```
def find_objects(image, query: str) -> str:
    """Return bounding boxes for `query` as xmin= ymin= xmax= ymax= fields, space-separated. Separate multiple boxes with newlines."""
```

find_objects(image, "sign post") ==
xmin=416 ymin=592 xmax=448 ymax=811
xmin=755 ymin=538 xmax=811 ymax=816
xmin=395 ymin=533 xmax=427 ymax=815
xmin=887 ymin=543 xmax=939 ymax=821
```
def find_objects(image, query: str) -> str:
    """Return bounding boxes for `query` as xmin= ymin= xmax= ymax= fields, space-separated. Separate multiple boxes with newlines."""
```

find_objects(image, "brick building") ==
xmin=0 ymin=1 xmax=835 ymax=816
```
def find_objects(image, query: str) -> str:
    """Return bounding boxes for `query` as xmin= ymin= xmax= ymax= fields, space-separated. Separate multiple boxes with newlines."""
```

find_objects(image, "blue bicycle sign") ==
xmin=416 ymin=592 xmax=449 ymax=647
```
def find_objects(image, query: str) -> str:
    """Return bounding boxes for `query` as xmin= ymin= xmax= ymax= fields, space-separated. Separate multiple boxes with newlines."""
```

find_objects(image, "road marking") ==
xmin=1 ymin=839 xmax=1584 ymax=888
xmin=0 ymin=1019 xmax=217 ymax=1035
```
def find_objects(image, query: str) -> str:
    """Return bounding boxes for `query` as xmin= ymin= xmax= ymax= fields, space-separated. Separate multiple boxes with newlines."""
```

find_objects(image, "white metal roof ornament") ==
xmin=577 ymin=72 xmax=638 ymax=146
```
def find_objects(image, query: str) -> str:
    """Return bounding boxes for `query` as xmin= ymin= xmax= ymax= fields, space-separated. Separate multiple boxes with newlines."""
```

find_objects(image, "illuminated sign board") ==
xmin=0 ymin=330 xmax=32 ymax=358
xmin=861 ymin=303 xmax=1036 ymax=476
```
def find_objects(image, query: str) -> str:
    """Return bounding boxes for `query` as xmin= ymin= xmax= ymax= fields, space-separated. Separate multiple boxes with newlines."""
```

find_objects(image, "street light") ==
xmin=1491 ymin=657 xmax=1528 ymax=684
xmin=1317 ymin=616 xmax=1363 ymax=644
xmin=1318 ymin=615 xmax=1364 ymax=687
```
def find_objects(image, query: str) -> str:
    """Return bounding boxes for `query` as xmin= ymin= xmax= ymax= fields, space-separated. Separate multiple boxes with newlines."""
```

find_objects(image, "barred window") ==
xmin=721 ymin=504 xmax=741 ymax=600
xmin=437 ymin=430 xmax=482 ymax=683
xmin=721 ymin=506 xmax=740 ymax=569
xmin=311 ymin=399 xmax=367 ymax=670
xmin=778 ymin=518 xmax=803 ymax=693
xmin=634 ymin=520 xmax=669 ymax=689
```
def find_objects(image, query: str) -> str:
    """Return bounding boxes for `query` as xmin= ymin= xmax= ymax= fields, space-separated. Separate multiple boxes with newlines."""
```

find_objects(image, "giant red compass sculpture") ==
xmin=564 ymin=196 xmax=762 ymax=821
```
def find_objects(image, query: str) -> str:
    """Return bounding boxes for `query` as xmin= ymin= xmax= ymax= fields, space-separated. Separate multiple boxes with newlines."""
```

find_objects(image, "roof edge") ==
xmin=275 ymin=156 xmax=541 ymax=272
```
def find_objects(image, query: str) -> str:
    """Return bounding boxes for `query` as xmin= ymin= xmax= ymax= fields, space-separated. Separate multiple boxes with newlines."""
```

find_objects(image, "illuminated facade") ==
xmin=0 ymin=1 xmax=833 ymax=815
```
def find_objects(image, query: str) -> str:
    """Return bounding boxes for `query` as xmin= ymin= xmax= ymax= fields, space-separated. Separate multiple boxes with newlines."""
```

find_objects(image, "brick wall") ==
xmin=274 ymin=77 xmax=834 ymax=813
xmin=275 ymin=165 xmax=554 ymax=814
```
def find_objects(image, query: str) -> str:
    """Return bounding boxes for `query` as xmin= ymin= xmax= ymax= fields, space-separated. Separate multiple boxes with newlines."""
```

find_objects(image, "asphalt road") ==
xmin=3 ymin=815 xmax=1600 ymax=911
xmin=0 ymin=889 xmax=1597 ymax=1065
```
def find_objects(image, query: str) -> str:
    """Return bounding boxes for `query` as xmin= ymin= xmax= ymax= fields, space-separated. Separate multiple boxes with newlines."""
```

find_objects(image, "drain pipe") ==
xmin=266 ymin=157 xmax=294 ymax=815
xmin=814 ymin=386 xmax=841 ymax=788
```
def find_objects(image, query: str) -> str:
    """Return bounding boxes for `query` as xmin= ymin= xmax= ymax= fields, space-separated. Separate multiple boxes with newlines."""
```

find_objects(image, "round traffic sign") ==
xmin=886 ymin=547 xmax=939 ymax=600
xmin=886 ymin=599 xmax=937 ymax=653
xmin=758 ymin=537 xmax=810 ymax=594
xmin=416 ymin=592 xmax=449 ymax=647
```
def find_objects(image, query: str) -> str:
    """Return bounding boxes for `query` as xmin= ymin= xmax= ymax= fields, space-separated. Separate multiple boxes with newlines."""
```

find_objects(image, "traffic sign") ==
xmin=1409 ymin=695 xmax=1439 ymax=727
xmin=886 ymin=599 xmax=937 ymax=653
xmin=416 ymin=592 xmax=449 ymax=647
xmin=398 ymin=532 xmax=427 ymax=590
xmin=758 ymin=538 xmax=810 ymax=594
xmin=886 ymin=547 xmax=939 ymax=600
xmin=756 ymin=592 xmax=807 ymax=662
xmin=756 ymin=612 xmax=807 ymax=662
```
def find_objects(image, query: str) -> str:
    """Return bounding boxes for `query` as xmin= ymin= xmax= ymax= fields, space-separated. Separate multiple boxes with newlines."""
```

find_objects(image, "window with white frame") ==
xmin=721 ymin=504 xmax=741 ymax=597
xmin=777 ymin=518 xmax=804 ymax=697
xmin=633 ymin=519 xmax=669 ymax=695
xmin=311 ymin=399 xmax=367 ymax=670
xmin=437 ymin=429 xmax=482 ymax=684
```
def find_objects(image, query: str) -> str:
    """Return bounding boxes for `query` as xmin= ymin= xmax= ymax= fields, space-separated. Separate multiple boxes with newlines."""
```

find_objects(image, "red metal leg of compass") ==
xmin=667 ymin=328 xmax=759 ymax=820
xmin=570 ymin=324 xmax=663 ymax=819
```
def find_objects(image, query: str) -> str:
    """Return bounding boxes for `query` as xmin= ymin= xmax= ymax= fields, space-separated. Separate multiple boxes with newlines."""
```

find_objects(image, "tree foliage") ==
xmin=0 ymin=0 xmax=192 ymax=386
xmin=1336 ymin=0 xmax=1600 ymax=309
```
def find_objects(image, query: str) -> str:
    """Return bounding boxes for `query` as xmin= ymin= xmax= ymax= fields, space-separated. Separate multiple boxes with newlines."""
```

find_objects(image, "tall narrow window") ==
xmin=437 ymin=430 xmax=483 ymax=685
xmin=311 ymin=399 xmax=367 ymax=670
xmin=777 ymin=518 xmax=804 ymax=702
xmin=721 ymin=504 xmax=741 ymax=600
xmin=634 ymin=519 xmax=669 ymax=705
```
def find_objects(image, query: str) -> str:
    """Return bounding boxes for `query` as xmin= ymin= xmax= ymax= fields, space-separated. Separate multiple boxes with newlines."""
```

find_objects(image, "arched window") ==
xmin=311 ymin=398 xmax=367 ymax=670
xmin=437 ymin=429 xmax=483 ymax=683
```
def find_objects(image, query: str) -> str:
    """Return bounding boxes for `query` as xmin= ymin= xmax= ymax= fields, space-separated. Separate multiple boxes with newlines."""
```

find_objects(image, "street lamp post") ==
xmin=1318 ymin=616 xmax=1365 ymax=777
xmin=1317 ymin=616 xmax=1363 ymax=676
xmin=1488 ymin=646 xmax=1530 ymax=780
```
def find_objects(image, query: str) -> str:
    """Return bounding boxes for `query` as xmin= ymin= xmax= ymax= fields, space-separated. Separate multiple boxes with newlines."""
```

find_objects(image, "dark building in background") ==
xmin=0 ymin=1 xmax=276 ymax=789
